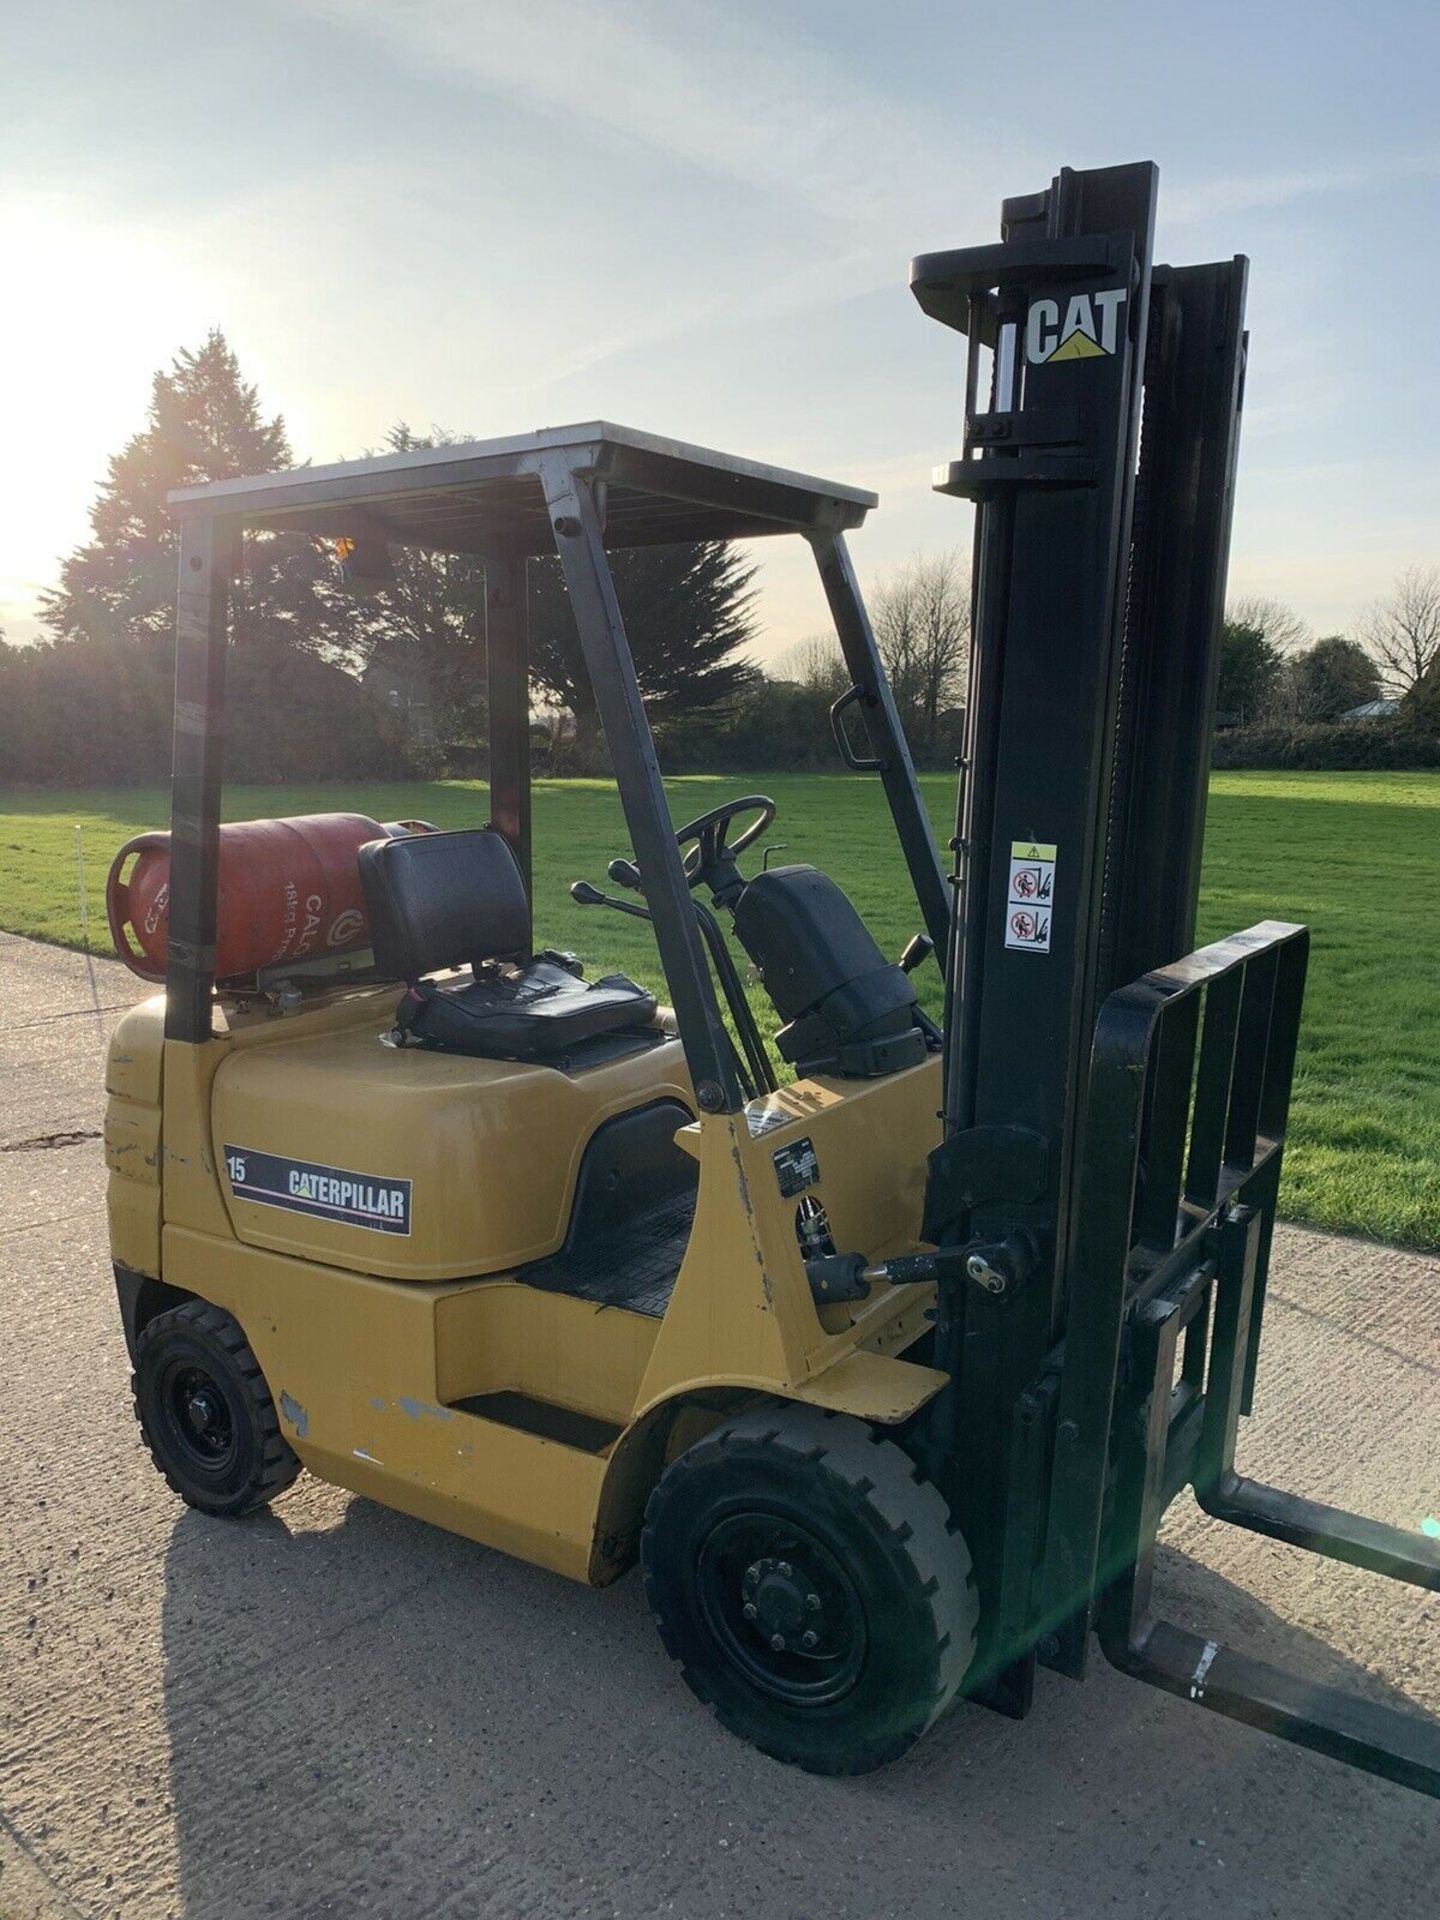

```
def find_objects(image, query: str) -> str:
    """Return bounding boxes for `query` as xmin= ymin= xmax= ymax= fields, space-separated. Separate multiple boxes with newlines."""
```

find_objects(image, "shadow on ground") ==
xmin=159 ymin=1490 xmax=1439 ymax=1920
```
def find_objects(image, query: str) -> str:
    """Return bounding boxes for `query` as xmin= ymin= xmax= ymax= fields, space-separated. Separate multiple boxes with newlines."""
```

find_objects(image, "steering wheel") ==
xmin=673 ymin=794 xmax=776 ymax=892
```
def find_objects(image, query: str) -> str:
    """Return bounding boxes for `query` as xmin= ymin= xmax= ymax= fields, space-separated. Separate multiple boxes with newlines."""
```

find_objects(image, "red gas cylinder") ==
xmin=106 ymin=813 xmax=391 ymax=984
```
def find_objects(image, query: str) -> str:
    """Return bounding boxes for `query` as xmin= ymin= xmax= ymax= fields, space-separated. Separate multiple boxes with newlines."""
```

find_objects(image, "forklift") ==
xmin=105 ymin=160 xmax=1440 ymax=1789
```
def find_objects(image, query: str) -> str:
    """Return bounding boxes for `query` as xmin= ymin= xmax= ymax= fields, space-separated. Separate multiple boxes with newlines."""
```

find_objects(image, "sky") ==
xmin=2 ymin=0 xmax=1438 ymax=663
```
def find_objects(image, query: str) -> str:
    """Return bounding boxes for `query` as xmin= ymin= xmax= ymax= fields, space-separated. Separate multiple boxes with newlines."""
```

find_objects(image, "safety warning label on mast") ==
xmin=1005 ymin=841 xmax=1056 ymax=952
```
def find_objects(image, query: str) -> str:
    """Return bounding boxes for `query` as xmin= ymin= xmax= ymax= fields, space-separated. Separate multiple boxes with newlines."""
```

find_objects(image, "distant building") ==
xmin=1340 ymin=698 xmax=1400 ymax=722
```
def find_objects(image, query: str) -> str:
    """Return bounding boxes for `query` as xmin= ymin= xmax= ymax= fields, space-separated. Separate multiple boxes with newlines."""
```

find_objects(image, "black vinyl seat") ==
xmin=358 ymin=828 xmax=656 ymax=1062
xmin=730 ymin=864 xmax=929 ymax=1078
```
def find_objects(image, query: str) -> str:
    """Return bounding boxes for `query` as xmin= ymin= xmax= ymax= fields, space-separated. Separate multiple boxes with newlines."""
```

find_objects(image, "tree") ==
xmin=28 ymin=332 xmax=410 ymax=784
xmin=771 ymin=634 xmax=849 ymax=700
xmin=350 ymin=424 xmax=489 ymax=747
xmin=1360 ymin=566 xmax=1440 ymax=696
xmin=1404 ymin=654 xmax=1440 ymax=733
xmin=1217 ymin=620 xmax=1284 ymax=724
xmin=528 ymin=541 xmax=759 ymax=765
xmin=1227 ymin=594 xmax=1310 ymax=656
xmin=869 ymin=551 xmax=970 ymax=752
xmin=1285 ymin=635 xmax=1382 ymax=721
xmin=40 ymin=330 xmax=338 ymax=665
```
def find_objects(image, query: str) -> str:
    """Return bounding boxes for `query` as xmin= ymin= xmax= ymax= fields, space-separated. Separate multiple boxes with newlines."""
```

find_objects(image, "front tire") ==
xmin=132 ymin=1300 xmax=300 ymax=1516
xmin=641 ymin=1401 xmax=976 ymax=1774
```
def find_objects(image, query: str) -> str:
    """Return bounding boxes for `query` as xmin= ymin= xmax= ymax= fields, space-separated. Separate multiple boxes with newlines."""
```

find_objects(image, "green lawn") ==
xmin=2 ymin=770 xmax=1436 ymax=1250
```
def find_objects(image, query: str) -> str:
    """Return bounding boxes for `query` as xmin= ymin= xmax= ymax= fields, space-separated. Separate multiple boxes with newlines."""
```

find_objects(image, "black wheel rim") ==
xmin=695 ymin=1512 xmax=867 ymax=1707
xmin=158 ymin=1359 xmax=238 ymax=1475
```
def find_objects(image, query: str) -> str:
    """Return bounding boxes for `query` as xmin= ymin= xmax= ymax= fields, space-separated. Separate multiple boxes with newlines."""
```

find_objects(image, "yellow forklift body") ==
xmin=106 ymin=993 xmax=947 ymax=1582
xmin=215 ymin=1010 xmax=693 ymax=1282
xmin=103 ymin=265 xmax=1440 ymax=1788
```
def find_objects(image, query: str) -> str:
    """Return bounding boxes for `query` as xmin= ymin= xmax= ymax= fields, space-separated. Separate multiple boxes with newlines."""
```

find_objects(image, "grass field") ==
xmin=1 ymin=770 xmax=1436 ymax=1249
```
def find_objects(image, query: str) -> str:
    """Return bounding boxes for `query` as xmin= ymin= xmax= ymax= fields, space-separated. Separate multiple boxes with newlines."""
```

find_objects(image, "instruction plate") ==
xmin=772 ymin=1137 xmax=820 ymax=1198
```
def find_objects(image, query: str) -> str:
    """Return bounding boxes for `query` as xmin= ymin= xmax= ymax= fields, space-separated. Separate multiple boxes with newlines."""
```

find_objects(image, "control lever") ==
xmin=569 ymin=878 xmax=652 ymax=922
xmin=899 ymin=931 xmax=935 ymax=973
xmin=588 ymin=855 xmax=777 ymax=1099
xmin=862 ymin=1229 xmax=1040 ymax=1300
xmin=897 ymin=931 xmax=942 ymax=1049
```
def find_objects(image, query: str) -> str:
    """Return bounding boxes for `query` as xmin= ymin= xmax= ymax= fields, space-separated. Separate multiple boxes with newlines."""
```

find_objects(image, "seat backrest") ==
xmin=358 ymin=827 xmax=529 ymax=980
xmin=731 ymin=864 xmax=910 ymax=1023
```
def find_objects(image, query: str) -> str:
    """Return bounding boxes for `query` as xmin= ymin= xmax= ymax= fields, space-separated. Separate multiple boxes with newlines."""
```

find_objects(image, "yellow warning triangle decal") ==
xmin=1048 ymin=328 xmax=1106 ymax=361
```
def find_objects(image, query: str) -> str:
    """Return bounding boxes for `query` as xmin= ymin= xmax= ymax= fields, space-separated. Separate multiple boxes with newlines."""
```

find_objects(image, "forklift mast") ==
xmin=910 ymin=162 xmax=1440 ymax=1792
xmin=915 ymin=162 xmax=1247 ymax=1556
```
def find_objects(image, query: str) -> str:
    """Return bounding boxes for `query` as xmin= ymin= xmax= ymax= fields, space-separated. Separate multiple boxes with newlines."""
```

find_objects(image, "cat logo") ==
xmin=1026 ymin=287 xmax=1128 ymax=365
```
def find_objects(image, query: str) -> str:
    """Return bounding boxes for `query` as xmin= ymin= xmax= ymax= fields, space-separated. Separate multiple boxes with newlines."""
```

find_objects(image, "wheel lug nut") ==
xmin=801 ymin=1630 xmax=818 ymax=1649
xmin=770 ymin=1633 xmax=786 ymax=1651
xmin=742 ymin=1602 xmax=757 ymax=1620
xmin=777 ymin=1562 xmax=792 ymax=1578
xmin=805 ymin=1592 xmax=821 ymax=1611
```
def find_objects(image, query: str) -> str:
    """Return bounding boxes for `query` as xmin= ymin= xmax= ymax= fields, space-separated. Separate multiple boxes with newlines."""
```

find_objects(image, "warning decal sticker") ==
xmin=223 ymin=1145 xmax=412 ymax=1236
xmin=1005 ymin=841 xmax=1056 ymax=953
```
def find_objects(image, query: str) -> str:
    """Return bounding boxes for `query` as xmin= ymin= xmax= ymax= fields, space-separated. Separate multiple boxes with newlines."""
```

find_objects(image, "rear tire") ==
xmin=132 ymin=1300 xmax=300 ymax=1516
xmin=641 ymin=1400 xmax=976 ymax=1774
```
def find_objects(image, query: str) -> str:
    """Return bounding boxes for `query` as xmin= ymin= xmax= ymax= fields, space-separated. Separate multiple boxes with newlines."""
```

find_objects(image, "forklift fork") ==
xmin=1053 ymin=923 xmax=1440 ymax=1796
xmin=1100 ymin=1241 xmax=1440 ymax=1797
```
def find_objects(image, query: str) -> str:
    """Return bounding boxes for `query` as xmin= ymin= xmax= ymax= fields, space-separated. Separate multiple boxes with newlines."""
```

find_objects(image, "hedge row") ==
xmin=650 ymin=682 xmax=966 ymax=775
xmin=1211 ymin=722 xmax=1440 ymax=771
xmin=0 ymin=639 xmax=428 ymax=786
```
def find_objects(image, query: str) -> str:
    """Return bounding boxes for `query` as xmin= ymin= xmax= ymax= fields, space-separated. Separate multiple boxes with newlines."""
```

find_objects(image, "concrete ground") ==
xmin=1 ymin=930 xmax=1436 ymax=1920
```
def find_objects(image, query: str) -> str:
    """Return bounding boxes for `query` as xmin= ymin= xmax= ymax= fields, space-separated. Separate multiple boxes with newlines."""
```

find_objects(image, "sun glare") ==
xmin=0 ymin=199 xmax=210 ymax=640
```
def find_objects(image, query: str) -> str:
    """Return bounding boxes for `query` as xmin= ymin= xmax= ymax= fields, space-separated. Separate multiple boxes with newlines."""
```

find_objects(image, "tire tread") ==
xmin=132 ymin=1300 xmax=300 ymax=1516
xmin=641 ymin=1398 xmax=977 ymax=1773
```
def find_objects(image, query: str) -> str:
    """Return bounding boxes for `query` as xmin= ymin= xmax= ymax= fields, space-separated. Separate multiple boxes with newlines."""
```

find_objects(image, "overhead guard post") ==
xmin=809 ymin=529 xmax=951 ymax=962
xmin=538 ymin=454 xmax=743 ymax=1115
xmin=482 ymin=537 xmax=533 ymax=941
xmin=164 ymin=515 xmax=238 ymax=1044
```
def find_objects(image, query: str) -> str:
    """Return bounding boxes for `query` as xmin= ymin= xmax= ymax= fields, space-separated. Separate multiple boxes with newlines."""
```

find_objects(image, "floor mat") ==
xmin=518 ymin=1188 xmax=696 ymax=1318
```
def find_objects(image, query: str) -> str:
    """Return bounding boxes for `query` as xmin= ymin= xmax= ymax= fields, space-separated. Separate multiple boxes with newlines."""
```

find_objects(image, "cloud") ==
xmin=1168 ymin=150 xmax=1440 ymax=224
xmin=296 ymin=0 xmax=1023 ymax=235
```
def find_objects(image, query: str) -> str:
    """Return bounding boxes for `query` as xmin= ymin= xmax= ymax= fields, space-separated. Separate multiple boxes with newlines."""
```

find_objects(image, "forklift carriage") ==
xmin=105 ymin=159 xmax=1440 ymax=1788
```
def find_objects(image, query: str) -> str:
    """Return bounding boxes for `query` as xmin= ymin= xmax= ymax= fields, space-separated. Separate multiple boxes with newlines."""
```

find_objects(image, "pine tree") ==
xmin=40 ymin=330 xmax=336 ymax=662
xmin=352 ymin=425 xmax=490 ymax=746
xmin=528 ymin=540 xmax=759 ymax=758
xmin=1403 ymin=653 xmax=1440 ymax=733
xmin=32 ymin=332 xmax=408 ymax=782
xmin=1216 ymin=620 xmax=1284 ymax=725
xmin=357 ymin=427 xmax=760 ymax=763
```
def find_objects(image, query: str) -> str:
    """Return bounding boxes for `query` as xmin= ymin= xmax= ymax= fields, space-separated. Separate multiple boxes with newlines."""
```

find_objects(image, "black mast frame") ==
xmin=912 ymin=161 xmax=1440 ymax=1796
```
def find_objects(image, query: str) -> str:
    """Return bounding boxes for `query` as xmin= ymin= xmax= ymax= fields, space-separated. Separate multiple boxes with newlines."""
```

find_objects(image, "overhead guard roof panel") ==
xmin=166 ymin=421 xmax=877 ymax=553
